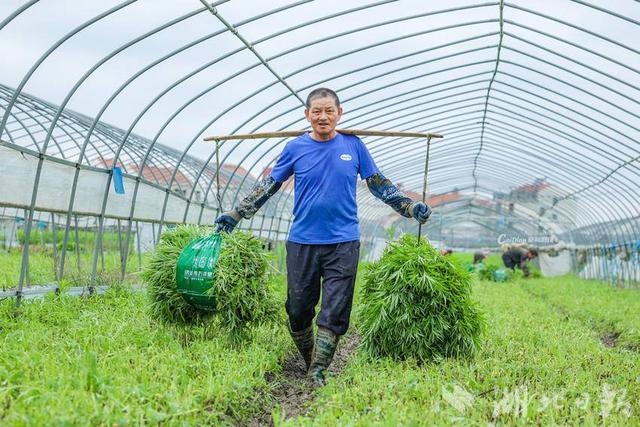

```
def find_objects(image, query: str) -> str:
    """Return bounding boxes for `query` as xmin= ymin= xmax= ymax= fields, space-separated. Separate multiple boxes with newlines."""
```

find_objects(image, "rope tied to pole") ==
xmin=417 ymin=136 xmax=433 ymax=244
xmin=215 ymin=140 xmax=222 ymax=214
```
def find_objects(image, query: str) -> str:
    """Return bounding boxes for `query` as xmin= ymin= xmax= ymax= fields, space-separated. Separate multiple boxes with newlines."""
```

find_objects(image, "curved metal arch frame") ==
xmin=88 ymin=3 xmax=499 ymax=282
xmin=126 ymin=5 xmax=501 ymax=243
xmin=363 ymin=117 xmax=639 ymax=241
xmin=215 ymin=66 xmax=497 ymax=216
xmin=336 ymin=91 xmax=640 ymax=241
xmin=358 ymin=59 xmax=640 ymax=189
xmin=199 ymin=44 xmax=500 ymax=206
xmin=7 ymin=0 xmax=302 ymax=283
xmin=358 ymin=149 xmax=607 ymax=234
xmin=216 ymin=59 xmax=498 ymax=212
xmin=1 ymin=0 xmax=639 ymax=290
xmin=238 ymin=90 xmax=636 ymax=249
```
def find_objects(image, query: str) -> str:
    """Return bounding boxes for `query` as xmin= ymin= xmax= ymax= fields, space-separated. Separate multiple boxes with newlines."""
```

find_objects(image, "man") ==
xmin=502 ymin=246 xmax=538 ymax=277
xmin=214 ymin=88 xmax=431 ymax=386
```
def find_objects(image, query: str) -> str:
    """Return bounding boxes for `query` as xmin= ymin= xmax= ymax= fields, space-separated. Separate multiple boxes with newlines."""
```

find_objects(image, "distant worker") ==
xmin=473 ymin=250 xmax=487 ymax=264
xmin=502 ymin=246 xmax=538 ymax=277
xmin=440 ymin=248 xmax=453 ymax=256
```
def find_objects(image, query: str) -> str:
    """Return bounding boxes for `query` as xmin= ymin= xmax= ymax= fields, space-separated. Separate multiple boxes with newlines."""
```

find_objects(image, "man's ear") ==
xmin=304 ymin=108 xmax=310 ymax=122
xmin=336 ymin=106 xmax=343 ymax=121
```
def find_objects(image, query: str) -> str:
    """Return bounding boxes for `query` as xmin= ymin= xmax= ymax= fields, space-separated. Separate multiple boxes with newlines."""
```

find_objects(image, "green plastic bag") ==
xmin=176 ymin=233 xmax=223 ymax=311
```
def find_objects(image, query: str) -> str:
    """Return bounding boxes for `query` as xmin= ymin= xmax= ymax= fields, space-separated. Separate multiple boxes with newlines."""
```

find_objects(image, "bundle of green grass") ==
xmin=359 ymin=234 xmax=486 ymax=363
xmin=142 ymin=225 xmax=278 ymax=333
xmin=477 ymin=265 xmax=540 ymax=282
xmin=477 ymin=264 xmax=505 ymax=282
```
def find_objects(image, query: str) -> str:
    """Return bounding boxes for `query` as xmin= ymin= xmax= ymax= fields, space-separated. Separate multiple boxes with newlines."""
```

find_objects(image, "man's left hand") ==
xmin=412 ymin=202 xmax=431 ymax=224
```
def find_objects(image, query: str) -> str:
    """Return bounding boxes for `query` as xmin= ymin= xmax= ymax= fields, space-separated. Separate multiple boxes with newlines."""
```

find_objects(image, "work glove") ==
xmin=412 ymin=202 xmax=431 ymax=224
xmin=214 ymin=209 xmax=241 ymax=233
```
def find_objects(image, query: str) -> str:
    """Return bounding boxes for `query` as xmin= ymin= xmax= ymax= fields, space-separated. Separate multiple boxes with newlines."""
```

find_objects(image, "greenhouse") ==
xmin=1 ymin=1 xmax=639 ymax=425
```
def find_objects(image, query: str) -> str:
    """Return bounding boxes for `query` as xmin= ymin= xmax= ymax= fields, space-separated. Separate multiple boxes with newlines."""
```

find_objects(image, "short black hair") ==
xmin=306 ymin=87 xmax=340 ymax=108
xmin=529 ymin=249 xmax=539 ymax=257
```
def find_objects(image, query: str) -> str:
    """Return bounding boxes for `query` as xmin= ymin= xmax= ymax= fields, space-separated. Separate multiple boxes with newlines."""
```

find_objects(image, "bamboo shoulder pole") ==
xmin=204 ymin=129 xmax=443 ymax=141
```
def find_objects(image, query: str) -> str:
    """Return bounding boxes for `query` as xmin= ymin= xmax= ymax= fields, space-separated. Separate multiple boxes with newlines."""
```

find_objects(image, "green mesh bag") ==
xmin=175 ymin=233 xmax=223 ymax=311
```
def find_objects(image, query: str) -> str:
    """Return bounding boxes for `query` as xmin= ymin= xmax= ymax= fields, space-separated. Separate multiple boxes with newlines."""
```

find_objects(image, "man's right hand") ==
xmin=214 ymin=209 xmax=241 ymax=233
xmin=412 ymin=202 xmax=432 ymax=224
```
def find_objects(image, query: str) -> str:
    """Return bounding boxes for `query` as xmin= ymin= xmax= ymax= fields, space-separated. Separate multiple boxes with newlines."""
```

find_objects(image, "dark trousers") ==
xmin=502 ymin=253 xmax=530 ymax=276
xmin=502 ymin=253 xmax=516 ymax=270
xmin=285 ymin=240 xmax=360 ymax=336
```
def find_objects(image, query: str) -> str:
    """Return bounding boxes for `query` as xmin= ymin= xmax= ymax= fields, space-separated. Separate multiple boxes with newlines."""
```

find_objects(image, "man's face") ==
xmin=305 ymin=96 xmax=343 ymax=140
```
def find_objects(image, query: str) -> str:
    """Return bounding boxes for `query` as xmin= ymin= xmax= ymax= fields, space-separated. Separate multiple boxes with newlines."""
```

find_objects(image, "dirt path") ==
xmin=600 ymin=332 xmax=620 ymax=348
xmin=247 ymin=331 xmax=361 ymax=426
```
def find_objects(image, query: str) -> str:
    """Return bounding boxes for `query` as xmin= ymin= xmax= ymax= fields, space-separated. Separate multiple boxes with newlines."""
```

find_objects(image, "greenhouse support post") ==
xmin=51 ymin=213 xmax=58 ymax=279
xmin=74 ymin=214 xmax=81 ymax=274
xmin=136 ymin=221 xmax=142 ymax=271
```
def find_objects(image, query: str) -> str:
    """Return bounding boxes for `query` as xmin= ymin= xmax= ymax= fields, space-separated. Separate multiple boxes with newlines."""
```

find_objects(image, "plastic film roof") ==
xmin=1 ymin=0 xmax=639 ymax=247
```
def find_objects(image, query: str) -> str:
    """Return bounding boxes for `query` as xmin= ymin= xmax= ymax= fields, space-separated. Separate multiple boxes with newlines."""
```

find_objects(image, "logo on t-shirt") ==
xmin=340 ymin=154 xmax=352 ymax=161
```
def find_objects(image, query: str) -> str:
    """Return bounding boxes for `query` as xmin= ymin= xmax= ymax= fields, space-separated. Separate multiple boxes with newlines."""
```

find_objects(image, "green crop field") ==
xmin=0 ymin=249 xmax=142 ymax=289
xmin=1 ymin=256 xmax=638 ymax=425
xmin=4 ymin=2 xmax=638 ymax=424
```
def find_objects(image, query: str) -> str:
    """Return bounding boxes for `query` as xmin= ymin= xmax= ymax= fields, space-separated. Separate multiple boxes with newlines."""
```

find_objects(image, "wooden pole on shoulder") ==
xmin=204 ymin=129 xmax=443 ymax=141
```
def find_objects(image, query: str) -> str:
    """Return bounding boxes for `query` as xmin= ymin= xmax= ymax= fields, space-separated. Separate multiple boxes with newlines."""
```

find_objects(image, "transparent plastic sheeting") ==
xmin=0 ymin=145 xmax=289 ymax=242
xmin=538 ymin=251 xmax=572 ymax=277
xmin=0 ymin=85 xmax=293 ymax=240
xmin=0 ymin=144 xmax=211 ymax=224
xmin=0 ymin=1 xmax=639 ymax=289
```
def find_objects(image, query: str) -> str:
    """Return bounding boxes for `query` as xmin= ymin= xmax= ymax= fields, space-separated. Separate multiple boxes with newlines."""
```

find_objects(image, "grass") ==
xmin=359 ymin=235 xmax=485 ymax=362
xmin=285 ymin=276 xmax=640 ymax=426
xmin=521 ymin=275 xmax=640 ymax=351
xmin=143 ymin=226 xmax=280 ymax=336
xmin=0 ymin=285 xmax=291 ymax=425
xmin=451 ymin=251 xmax=504 ymax=267
xmin=1 ymin=252 xmax=639 ymax=425
xmin=143 ymin=225 xmax=217 ymax=325
xmin=211 ymin=231 xmax=280 ymax=334
xmin=0 ymin=248 xmax=141 ymax=289
xmin=14 ymin=228 xmax=130 ymax=251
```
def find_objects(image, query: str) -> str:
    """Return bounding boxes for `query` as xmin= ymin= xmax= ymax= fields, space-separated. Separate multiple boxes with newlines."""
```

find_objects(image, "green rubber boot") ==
xmin=308 ymin=326 xmax=340 ymax=387
xmin=289 ymin=325 xmax=314 ymax=370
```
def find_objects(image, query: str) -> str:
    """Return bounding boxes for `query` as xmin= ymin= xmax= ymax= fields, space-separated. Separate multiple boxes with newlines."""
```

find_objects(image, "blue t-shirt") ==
xmin=270 ymin=132 xmax=379 ymax=244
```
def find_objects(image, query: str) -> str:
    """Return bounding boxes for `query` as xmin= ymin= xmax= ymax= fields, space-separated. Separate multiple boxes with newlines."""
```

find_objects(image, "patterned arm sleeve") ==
xmin=235 ymin=176 xmax=282 ymax=219
xmin=366 ymin=172 xmax=415 ymax=218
